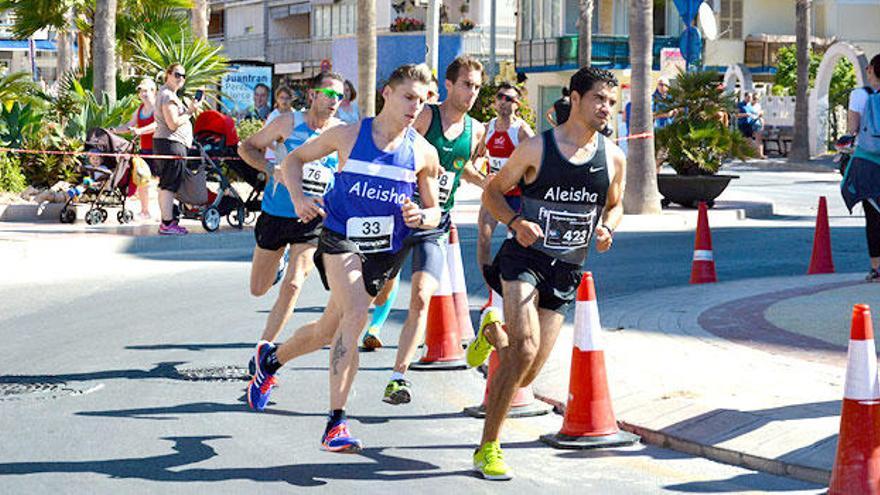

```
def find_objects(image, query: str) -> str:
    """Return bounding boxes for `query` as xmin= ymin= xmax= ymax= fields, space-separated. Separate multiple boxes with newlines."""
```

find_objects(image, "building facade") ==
xmin=0 ymin=11 xmax=58 ymax=82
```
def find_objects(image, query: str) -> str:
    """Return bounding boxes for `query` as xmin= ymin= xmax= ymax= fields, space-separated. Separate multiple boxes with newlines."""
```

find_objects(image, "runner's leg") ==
xmin=393 ymin=270 xmax=439 ymax=373
xmin=518 ymin=309 xmax=565 ymax=388
xmin=259 ymin=243 xmax=316 ymax=341
xmin=363 ymin=273 xmax=400 ymax=348
xmin=275 ymin=295 xmax=341 ymax=363
xmin=250 ymin=246 xmax=285 ymax=297
xmin=476 ymin=205 xmax=498 ymax=269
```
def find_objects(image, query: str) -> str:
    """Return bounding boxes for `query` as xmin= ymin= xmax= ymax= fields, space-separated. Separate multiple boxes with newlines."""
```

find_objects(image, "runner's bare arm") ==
xmin=413 ymin=104 xmax=433 ymax=136
xmin=404 ymin=136 xmax=442 ymax=229
xmin=281 ymin=124 xmax=355 ymax=222
xmin=238 ymin=114 xmax=289 ymax=172
xmin=461 ymin=120 xmax=488 ymax=187
xmin=482 ymin=136 xmax=544 ymax=247
xmin=595 ymin=143 xmax=626 ymax=253
xmin=518 ymin=120 xmax=536 ymax=141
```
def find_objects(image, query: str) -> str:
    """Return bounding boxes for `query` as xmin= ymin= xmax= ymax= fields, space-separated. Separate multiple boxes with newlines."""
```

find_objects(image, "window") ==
xmin=208 ymin=10 xmax=224 ymax=37
xmin=563 ymin=0 xmax=600 ymax=36
xmin=312 ymin=2 xmax=356 ymax=39
xmin=520 ymin=0 xmax=532 ymax=39
xmin=717 ymin=0 xmax=742 ymax=40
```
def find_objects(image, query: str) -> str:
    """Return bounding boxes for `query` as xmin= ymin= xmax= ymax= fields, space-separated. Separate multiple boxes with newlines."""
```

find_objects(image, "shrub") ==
xmin=0 ymin=154 xmax=27 ymax=193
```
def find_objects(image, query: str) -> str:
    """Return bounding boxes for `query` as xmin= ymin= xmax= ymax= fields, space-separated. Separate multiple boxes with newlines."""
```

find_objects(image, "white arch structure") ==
xmin=723 ymin=63 xmax=754 ymax=94
xmin=808 ymin=42 xmax=868 ymax=157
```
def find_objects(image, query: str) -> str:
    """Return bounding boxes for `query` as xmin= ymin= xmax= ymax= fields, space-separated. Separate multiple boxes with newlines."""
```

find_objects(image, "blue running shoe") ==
xmin=247 ymin=340 xmax=278 ymax=412
xmin=273 ymin=248 xmax=290 ymax=286
xmin=322 ymin=420 xmax=363 ymax=453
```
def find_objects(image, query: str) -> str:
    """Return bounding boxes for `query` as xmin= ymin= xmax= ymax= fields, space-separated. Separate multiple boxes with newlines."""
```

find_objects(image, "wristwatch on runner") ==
xmin=601 ymin=223 xmax=614 ymax=237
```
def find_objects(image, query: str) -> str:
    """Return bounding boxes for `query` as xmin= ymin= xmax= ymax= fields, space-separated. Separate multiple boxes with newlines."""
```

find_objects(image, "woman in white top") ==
xmin=335 ymin=79 xmax=360 ymax=124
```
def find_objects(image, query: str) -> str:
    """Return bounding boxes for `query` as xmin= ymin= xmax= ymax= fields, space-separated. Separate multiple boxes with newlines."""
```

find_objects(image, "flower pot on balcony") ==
xmin=657 ymin=173 xmax=738 ymax=208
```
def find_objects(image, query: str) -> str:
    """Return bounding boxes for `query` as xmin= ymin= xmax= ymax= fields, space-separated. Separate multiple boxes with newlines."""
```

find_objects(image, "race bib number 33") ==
xmin=346 ymin=215 xmax=394 ymax=253
xmin=543 ymin=209 xmax=595 ymax=249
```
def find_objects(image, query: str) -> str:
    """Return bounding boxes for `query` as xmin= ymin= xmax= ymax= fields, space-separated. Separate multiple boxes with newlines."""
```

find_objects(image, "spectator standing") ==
xmin=336 ymin=80 xmax=360 ymax=124
xmin=545 ymin=87 xmax=571 ymax=127
xmin=114 ymin=77 xmax=158 ymax=220
xmin=842 ymin=54 xmax=880 ymax=281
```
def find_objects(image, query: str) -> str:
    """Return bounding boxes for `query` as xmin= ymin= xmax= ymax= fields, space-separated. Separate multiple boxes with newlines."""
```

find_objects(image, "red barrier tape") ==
xmin=0 ymin=146 xmax=239 ymax=161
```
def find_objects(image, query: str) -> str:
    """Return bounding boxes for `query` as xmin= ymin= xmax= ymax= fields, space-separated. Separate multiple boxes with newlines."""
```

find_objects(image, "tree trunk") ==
xmin=192 ymin=0 xmax=209 ymax=41
xmin=357 ymin=0 xmax=376 ymax=117
xmin=55 ymin=6 xmax=76 ymax=82
xmin=577 ymin=0 xmax=593 ymax=66
xmin=92 ymin=0 xmax=117 ymax=101
xmin=790 ymin=0 xmax=811 ymax=161
xmin=623 ymin=0 xmax=661 ymax=214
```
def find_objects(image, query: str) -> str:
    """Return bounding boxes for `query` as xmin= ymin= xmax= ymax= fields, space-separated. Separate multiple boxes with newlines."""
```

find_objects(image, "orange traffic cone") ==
xmin=541 ymin=272 xmax=640 ymax=449
xmin=828 ymin=304 xmax=880 ymax=494
xmin=448 ymin=224 xmax=475 ymax=341
xmin=464 ymin=350 xmax=552 ymax=418
xmin=690 ymin=201 xmax=717 ymax=284
xmin=808 ymin=196 xmax=835 ymax=274
xmin=409 ymin=249 xmax=467 ymax=371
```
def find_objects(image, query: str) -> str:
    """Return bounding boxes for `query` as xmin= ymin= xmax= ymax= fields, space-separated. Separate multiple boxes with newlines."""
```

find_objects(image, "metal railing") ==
xmin=516 ymin=35 xmax=678 ymax=70
xmin=219 ymin=34 xmax=266 ymax=60
xmin=266 ymin=38 xmax=331 ymax=64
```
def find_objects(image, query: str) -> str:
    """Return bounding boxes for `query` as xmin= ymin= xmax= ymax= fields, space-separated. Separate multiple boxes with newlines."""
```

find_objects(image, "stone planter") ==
xmin=657 ymin=173 xmax=739 ymax=208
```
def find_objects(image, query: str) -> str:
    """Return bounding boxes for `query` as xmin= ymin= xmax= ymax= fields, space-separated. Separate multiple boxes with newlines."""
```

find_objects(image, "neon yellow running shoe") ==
xmin=466 ymin=308 xmax=501 ymax=368
xmin=473 ymin=441 xmax=512 ymax=480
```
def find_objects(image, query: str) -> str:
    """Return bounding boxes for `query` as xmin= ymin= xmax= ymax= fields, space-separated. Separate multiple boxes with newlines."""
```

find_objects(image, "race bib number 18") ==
xmin=346 ymin=215 xmax=394 ymax=253
xmin=302 ymin=162 xmax=332 ymax=196
xmin=542 ymin=209 xmax=595 ymax=249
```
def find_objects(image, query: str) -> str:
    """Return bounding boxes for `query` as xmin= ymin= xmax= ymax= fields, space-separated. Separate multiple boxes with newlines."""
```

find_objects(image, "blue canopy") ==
xmin=0 ymin=39 xmax=57 ymax=52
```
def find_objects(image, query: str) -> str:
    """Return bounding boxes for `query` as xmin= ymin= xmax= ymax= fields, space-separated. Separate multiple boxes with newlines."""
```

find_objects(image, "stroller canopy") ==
xmin=194 ymin=110 xmax=239 ymax=148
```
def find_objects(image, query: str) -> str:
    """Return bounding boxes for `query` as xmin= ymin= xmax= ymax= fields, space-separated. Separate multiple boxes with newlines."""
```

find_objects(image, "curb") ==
xmin=532 ymin=392 xmax=831 ymax=487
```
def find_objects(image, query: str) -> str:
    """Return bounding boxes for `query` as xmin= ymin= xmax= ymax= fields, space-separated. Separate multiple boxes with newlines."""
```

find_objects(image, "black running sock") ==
xmin=326 ymin=409 xmax=347 ymax=432
xmin=262 ymin=347 xmax=282 ymax=374
xmin=161 ymin=219 xmax=174 ymax=226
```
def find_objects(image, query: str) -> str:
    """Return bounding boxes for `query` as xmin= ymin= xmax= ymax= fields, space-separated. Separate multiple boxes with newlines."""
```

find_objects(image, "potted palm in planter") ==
xmin=655 ymin=70 xmax=755 ymax=208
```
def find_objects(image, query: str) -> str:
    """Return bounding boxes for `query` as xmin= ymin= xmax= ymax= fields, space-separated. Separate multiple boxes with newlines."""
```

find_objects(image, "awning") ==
xmin=0 ymin=39 xmax=57 ymax=52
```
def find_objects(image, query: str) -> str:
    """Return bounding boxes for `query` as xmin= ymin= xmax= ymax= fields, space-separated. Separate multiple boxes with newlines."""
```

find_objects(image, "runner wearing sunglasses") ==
xmin=475 ymin=82 xmax=534 ymax=288
xmin=237 ymin=71 xmax=344 ymax=358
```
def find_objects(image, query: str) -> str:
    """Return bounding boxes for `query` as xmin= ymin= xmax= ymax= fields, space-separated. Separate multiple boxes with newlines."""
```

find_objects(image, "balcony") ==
xmin=516 ymin=35 xmax=679 ymax=72
xmin=460 ymin=26 xmax=516 ymax=62
xmin=266 ymin=38 xmax=332 ymax=65
xmin=220 ymin=34 xmax=266 ymax=61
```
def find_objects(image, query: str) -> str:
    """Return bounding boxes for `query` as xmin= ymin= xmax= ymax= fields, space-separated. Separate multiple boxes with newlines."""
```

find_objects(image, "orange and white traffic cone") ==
xmin=690 ymin=201 xmax=717 ymax=284
xmin=828 ymin=304 xmax=880 ymax=494
xmin=409 ymin=249 xmax=467 ymax=371
xmin=464 ymin=350 xmax=552 ymax=418
xmin=448 ymin=224 xmax=475 ymax=341
xmin=541 ymin=272 xmax=640 ymax=449
xmin=808 ymin=196 xmax=835 ymax=274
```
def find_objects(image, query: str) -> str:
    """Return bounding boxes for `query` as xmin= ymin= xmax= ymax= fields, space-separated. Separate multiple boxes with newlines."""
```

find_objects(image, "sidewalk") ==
xmin=532 ymin=272 xmax=877 ymax=485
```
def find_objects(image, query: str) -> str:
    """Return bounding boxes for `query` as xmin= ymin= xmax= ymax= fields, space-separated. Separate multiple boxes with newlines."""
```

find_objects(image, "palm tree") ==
xmin=623 ymin=0 xmax=661 ymax=214
xmin=357 ymin=0 xmax=376 ymax=117
xmin=133 ymin=30 xmax=229 ymax=101
xmin=790 ymin=0 xmax=811 ymax=161
xmin=191 ymin=0 xmax=208 ymax=40
xmin=92 ymin=0 xmax=117 ymax=100
xmin=577 ymin=0 xmax=593 ymax=66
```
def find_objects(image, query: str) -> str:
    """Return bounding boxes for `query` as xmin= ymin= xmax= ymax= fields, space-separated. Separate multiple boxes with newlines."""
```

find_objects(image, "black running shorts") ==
xmin=254 ymin=212 xmax=321 ymax=251
xmin=314 ymin=229 xmax=411 ymax=297
xmin=483 ymin=238 xmax=583 ymax=314
xmin=153 ymin=138 xmax=187 ymax=192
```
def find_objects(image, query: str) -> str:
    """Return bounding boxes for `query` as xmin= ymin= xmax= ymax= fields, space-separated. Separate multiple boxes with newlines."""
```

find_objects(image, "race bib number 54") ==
xmin=346 ymin=215 xmax=394 ymax=253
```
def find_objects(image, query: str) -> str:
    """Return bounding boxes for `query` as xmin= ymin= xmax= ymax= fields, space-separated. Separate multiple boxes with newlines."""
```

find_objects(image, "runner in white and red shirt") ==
xmin=477 ymin=82 xmax=535 ymax=273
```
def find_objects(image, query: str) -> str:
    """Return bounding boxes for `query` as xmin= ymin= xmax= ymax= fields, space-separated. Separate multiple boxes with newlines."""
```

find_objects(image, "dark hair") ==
xmin=274 ymin=85 xmax=293 ymax=99
xmin=311 ymin=71 xmax=345 ymax=89
xmin=344 ymin=79 xmax=357 ymax=103
xmin=386 ymin=63 xmax=434 ymax=88
xmin=445 ymin=55 xmax=483 ymax=83
xmin=496 ymin=81 xmax=521 ymax=97
xmin=553 ymin=97 xmax=571 ymax=125
xmin=254 ymin=83 xmax=270 ymax=94
xmin=870 ymin=54 xmax=880 ymax=79
xmin=568 ymin=66 xmax=618 ymax=97
xmin=561 ymin=87 xmax=571 ymax=98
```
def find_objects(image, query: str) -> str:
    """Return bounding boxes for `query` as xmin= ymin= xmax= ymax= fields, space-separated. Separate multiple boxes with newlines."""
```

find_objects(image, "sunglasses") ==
xmin=172 ymin=72 xmax=186 ymax=79
xmin=496 ymin=94 xmax=517 ymax=103
xmin=315 ymin=87 xmax=344 ymax=101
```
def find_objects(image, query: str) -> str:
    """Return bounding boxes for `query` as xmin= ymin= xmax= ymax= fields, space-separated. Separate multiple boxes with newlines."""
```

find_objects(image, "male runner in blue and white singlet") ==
xmin=244 ymin=64 xmax=442 ymax=453
xmin=238 ymin=71 xmax=344 ymax=348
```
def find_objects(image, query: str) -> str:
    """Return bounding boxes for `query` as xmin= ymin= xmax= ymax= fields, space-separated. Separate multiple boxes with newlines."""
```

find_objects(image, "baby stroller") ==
xmin=192 ymin=110 xmax=264 ymax=225
xmin=174 ymin=133 xmax=247 ymax=233
xmin=59 ymin=128 xmax=136 ymax=225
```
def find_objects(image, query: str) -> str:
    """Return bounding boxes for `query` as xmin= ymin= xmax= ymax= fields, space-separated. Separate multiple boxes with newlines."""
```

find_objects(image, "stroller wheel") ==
xmin=117 ymin=210 xmax=134 ymax=224
xmin=227 ymin=206 xmax=246 ymax=229
xmin=60 ymin=208 xmax=76 ymax=224
xmin=97 ymin=208 xmax=108 ymax=223
xmin=84 ymin=209 xmax=102 ymax=225
xmin=202 ymin=207 xmax=221 ymax=232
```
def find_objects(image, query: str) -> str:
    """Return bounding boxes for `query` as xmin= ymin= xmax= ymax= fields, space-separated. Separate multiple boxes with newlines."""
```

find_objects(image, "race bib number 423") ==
xmin=346 ymin=215 xmax=394 ymax=253
xmin=302 ymin=162 xmax=332 ymax=196
xmin=542 ymin=209 xmax=595 ymax=249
